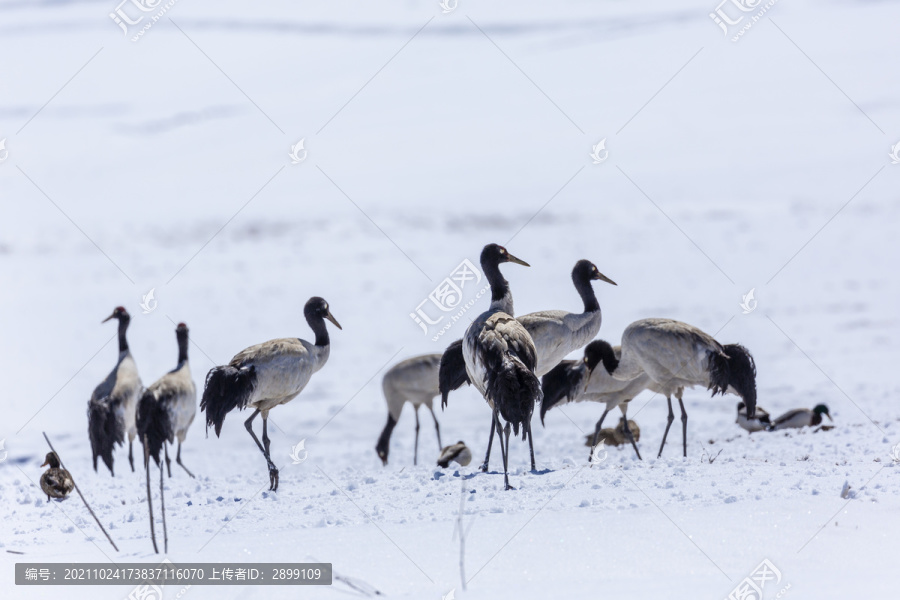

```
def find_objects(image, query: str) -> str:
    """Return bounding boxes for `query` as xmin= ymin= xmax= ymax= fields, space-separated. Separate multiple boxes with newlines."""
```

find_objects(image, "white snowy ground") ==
xmin=1 ymin=0 xmax=899 ymax=598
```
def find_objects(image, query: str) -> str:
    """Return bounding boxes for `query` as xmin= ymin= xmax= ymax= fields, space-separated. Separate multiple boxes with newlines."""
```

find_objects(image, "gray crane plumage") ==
xmin=604 ymin=318 xmax=758 ymax=458
xmin=439 ymin=260 xmax=615 ymax=471
xmin=200 ymin=297 xmax=340 ymax=491
xmin=88 ymin=307 xmax=142 ymax=476
xmin=462 ymin=243 xmax=541 ymax=490
xmin=541 ymin=340 xmax=660 ymax=460
xmin=376 ymin=353 xmax=443 ymax=466
xmin=518 ymin=259 xmax=616 ymax=377
xmin=137 ymin=322 xmax=197 ymax=478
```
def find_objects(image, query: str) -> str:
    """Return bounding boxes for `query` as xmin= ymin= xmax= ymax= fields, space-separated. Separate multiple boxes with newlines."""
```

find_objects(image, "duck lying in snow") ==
xmin=582 ymin=417 xmax=641 ymax=448
xmin=40 ymin=452 xmax=74 ymax=501
xmin=769 ymin=404 xmax=832 ymax=431
xmin=437 ymin=441 xmax=472 ymax=468
xmin=736 ymin=401 xmax=771 ymax=433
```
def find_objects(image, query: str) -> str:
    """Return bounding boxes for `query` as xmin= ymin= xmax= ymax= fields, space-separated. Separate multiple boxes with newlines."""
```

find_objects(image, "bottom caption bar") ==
xmin=16 ymin=563 xmax=332 ymax=586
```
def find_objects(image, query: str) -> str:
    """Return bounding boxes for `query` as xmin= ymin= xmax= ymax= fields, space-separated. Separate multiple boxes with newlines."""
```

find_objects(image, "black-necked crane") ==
xmin=200 ymin=297 xmax=340 ymax=491
xmin=518 ymin=259 xmax=616 ymax=377
xmin=136 ymin=322 xmax=197 ymax=478
xmin=88 ymin=306 xmax=142 ymax=476
xmin=768 ymin=404 xmax=831 ymax=431
xmin=737 ymin=401 xmax=771 ymax=433
xmin=461 ymin=243 xmax=541 ymax=490
xmin=375 ymin=353 xmax=443 ymax=466
xmin=40 ymin=452 xmax=74 ymax=501
xmin=600 ymin=318 xmax=757 ymax=458
xmin=439 ymin=260 xmax=615 ymax=470
xmin=540 ymin=340 xmax=654 ymax=460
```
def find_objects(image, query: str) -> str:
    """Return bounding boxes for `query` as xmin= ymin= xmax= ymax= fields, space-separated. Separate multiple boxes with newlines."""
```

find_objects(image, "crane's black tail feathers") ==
xmin=708 ymin=343 xmax=757 ymax=417
xmin=87 ymin=397 xmax=124 ymax=475
xmin=136 ymin=390 xmax=173 ymax=466
xmin=439 ymin=339 xmax=470 ymax=409
xmin=200 ymin=365 xmax=257 ymax=437
xmin=539 ymin=360 xmax=581 ymax=425
xmin=486 ymin=357 xmax=541 ymax=439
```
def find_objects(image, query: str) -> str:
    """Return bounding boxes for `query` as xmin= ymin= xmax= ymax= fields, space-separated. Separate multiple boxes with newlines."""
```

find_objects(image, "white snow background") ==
xmin=1 ymin=0 xmax=899 ymax=598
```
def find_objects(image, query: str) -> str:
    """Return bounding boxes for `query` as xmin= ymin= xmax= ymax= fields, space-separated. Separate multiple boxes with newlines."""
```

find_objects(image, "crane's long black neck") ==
xmin=117 ymin=317 xmax=130 ymax=353
xmin=573 ymin=272 xmax=599 ymax=313
xmin=308 ymin=316 xmax=330 ymax=347
xmin=599 ymin=345 xmax=619 ymax=375
xmin=483 ymin=259 xmax=514 ymax=315
xmin=375 ymin=414 xmax=397 ymax=457
xmin=176 ymin=329 xmax=189 ymax=365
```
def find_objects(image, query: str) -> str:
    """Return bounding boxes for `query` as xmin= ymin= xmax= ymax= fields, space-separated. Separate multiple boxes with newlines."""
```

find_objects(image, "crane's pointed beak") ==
xmin=41 ymin=457 xmax=49 ymax=467
xmin=325 ymin=311 xmax=342 ymax=330
xmin=594 ymin=271 xmax=617 ymax=285
xmin=101 ymin=313 xmax=116 ymax=323
xmin=825 ymin=412 xmax=833 ymax=422
xmin=506 ymin=253 xmax=529 ymax=267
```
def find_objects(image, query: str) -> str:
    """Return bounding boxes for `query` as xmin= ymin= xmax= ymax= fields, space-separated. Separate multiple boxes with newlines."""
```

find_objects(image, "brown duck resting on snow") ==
xmin=583 ymin=417 xmax=641 ymax=448
xmin=40 ymin=452 xmax=74 ymax=501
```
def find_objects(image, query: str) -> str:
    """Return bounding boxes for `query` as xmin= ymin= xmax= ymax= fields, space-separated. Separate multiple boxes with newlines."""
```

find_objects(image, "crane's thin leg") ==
xmin=163 ymin=443 xmax=172 ymax=478
xmin=480 ymin=416 xmax=495 ymax=473
xmin=244 ymin=409 xmax=279 ymax=491
xmin=414 ymin=408 xmax=420 ymax=466
xmin=262 ymin=414 xmax=278 ymax=491
xmin=678 ymin=395 xmax=688 ymax=458
xmin=589 ymin=407 xmax=611 ymax=463
xmin=502 ymin=422 xmax=513 ymax=491
xmin=493 ymin=410 xmax=506 ymax=482
xmin=159 ymin=445 xmax=168 ymax=554
xmin=657 ymin=396 xmax=675 ymax=459
xmin=175 ymin=440 xmax=195 ymax=478
xmin=128 ymin=437 xmax=135 ymax=473
xmin=143 ymin=435 xmax=158 ymax=554
xmin=427 ymin=404 xmax=442 ymax=449
xmin=525 ymin=420 xmax=536 ymax=472
xmin=620 ymin=409 xmax=642 ymax=460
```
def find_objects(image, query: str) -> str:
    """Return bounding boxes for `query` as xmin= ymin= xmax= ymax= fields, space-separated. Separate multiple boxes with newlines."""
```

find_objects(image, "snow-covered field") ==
xmin=1 ymin=0 xmax=898 ymax=598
